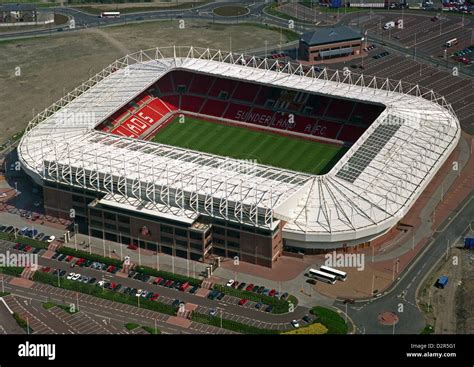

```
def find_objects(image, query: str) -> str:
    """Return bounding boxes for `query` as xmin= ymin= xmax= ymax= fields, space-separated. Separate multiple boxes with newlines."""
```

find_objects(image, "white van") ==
xmin=383 ymin=21 xmax=395 ymax=30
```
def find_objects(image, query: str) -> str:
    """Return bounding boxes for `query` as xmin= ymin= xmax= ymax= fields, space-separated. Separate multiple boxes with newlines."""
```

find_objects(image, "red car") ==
xmin=107 ymin=265 xmax=115 ymax=273
xmin=153 ymin=277 xmax=163 ymax=285
xmin=180 ymin=282 xmax=190 ymax=292
xmin=65 ymin=255 xmax=73 ymax=262
xmin=13 ymin=243 xmax=21 ymax=250
xmin=458 ymin=57 xmax=470 ymax=64
xmin=231 ymin=281 xmax=239 ymax=289
xmin=75 ymin=258 xmax=85 ymax=266
xmin=151 ymin=293 xmax=160 ymax=301
xmin=268 ymin=289 xmax=276 ymax=297
xmin=41 ymin=267 xmax=51 ymax=273
xmin=245 ymin=284 xmax=254 ymax=292
xmin=164 ymin=280 xmax=173 ymax=287
xmin=238 ymin=299 xmax=248 ymax=306
xmin=24 ymin=246 xmax=32 ymax=252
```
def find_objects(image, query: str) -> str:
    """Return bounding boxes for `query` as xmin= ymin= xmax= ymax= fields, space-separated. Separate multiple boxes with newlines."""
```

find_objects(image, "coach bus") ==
xmin=320 ymin=265 xmax=348 ymax=282
xmin=308 ymin=268 xmax=337 ymax=285
xmin=445 ymin=38 xmax=458 ymax=48
xmin=99 ymin=12 xmax=121 ymax=18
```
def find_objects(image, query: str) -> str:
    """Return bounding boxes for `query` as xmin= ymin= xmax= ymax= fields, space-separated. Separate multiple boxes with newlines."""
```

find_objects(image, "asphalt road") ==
xmin=335 ymin=194 xmax=474 ymax=334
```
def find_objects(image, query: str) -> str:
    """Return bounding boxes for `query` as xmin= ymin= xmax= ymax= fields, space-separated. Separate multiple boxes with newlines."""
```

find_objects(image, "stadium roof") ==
xmin=300 ymin=26 xmax=362 ymax=46
xmin=18 ymin=47 xmax=460 ymax=246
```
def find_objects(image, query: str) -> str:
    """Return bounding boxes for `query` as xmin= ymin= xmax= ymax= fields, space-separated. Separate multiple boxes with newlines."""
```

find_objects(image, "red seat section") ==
xmin=200 ymin=99 xmax=228 ymax=117
xmin=173 ymin=70 xmax=192 ymax=90
xmin=337 ymin=124 xmax=367 ymax=143
xmin=223 ymin=103 xmax=252 ymax=121
xmin=189 ymin=73 xmax=213 ymax=95
xmin=232 ymin=82 xmax=260 ymax=102
xmin=209 ymin=78 xmax=236 ymax=98
xmin=160 ymin=95 xmax=179 ymax=111
xmin=148 ymin=97 xmax=174 ymax=115
xmin=325 ymin=99 xmax=355 ymax=120
xmin=181 ymin=95 xmax=205 ymax=113
xmin=137 ymin=105 xmax=164 ymax=125
xmin=156 ymin=73 xmax=174 ymax=94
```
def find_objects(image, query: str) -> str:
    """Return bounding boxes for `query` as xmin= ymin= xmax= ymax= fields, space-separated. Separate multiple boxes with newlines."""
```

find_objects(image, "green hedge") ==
xmin=142 ymin=325 xmax=161 ymax=335
xmin=133 ymin=265 xmax=201 ymax=287
xmin=57 ymin=247 xmax=123 ymax=267
xmin=0 ymin=232 xmax=49 ymax=249
xmin=310 ymin=306 xmax=348 ymax=334
xmin=191 ymin=312 xmax=278 ymax=334
xmin=33 ymin=271 xmax=178 ymax=316
xmin=213 ymin=284 xmax=296 ymax=314
xmin=0 ymin=266 xmax=24 ymax=277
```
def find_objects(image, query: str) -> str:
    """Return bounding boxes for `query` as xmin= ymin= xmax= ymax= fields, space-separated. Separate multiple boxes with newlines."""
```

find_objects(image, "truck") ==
xmin=464 ymin=237 xmax=474 ymax=249
xmin=435 ymin=276 xmax=449 ymax=289
xmin=383 ymin=21 xmax=395 ymax=30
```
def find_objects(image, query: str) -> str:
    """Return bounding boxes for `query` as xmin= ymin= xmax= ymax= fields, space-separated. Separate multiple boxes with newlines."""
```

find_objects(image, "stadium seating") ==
xmin=101 ymin=69 xmax=384 ymax=146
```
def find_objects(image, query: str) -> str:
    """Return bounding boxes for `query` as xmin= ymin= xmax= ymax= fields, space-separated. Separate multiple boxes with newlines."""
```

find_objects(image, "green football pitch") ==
xmin=152 ymin=117 xmax=347 ymax=174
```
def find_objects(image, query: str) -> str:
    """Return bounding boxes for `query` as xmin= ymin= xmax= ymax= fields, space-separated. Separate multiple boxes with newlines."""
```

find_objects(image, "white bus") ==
xmin=308 ymin=268 xmax=337 ymax=285
xmin=445 ymin=38 xmax=458 ymax=48
xmin=320 ymin=265 xmax=348 ymax=282
xmin=99 ymin=12 xmax=121 ymax=18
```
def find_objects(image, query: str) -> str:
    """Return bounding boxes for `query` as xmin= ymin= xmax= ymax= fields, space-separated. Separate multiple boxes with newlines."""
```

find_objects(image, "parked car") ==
xmin=209 ymin=308 xmax=217 ymax=316
xmin=59 ymin=270 xmax=66 ymax=277
xmin=158 ymin=278 xmax=167 ymax=286
xmin=302 ymin=315 xmax=312 ymax=323
xmin=64 ymin=255 xmax=74 ymax=263
xmin=88 ymin=277 xmax=97 ymax=284
xmin=41 ymin=267 xmax=51 ymax=273
xmin=66 ymin=272 xmax=75 ymax=280
xmin=237 ymin=282 xmax=246 ymax=290
xmin=207 ymin=290 xmax=219 ymax=300
xmin=151 ymin=293 xmax=160 ymax=301
xmin=217 ymin=292 xmax=225 ymax=301
xmin=231 ymin=281 xmax=239 ymax=289
xmin=262 ymin=288 xmax=270 ymax=296
xmin=189 ymin=286 xmax=199 ymax=294
xmin=164 ymin=280 xmax=174 ymax=287
xmin=265 ymin=305 xmax=273 ymax=313
xmin=153 ymin=277 xmax=163 ymax=285
xmin=32 ymin=248 xmax=41 ymax=254
xmin=291 ymin=320 xmax=300 ymax=328
xmin=255 ymin=302 xmax=263 ymax=310
xmin=280 ymin=292 xmax=289 ymax=300
xmin=245 ymin=284 xmax=254 ymax=292
xmin=180 ymin=282 xmax=190 ymax=292
xmin=226 ymin=279 xmax=235 ymax=287
xmin=72 ymin=273 xmax=81 ymax=281
xmin=238 ymin=298 xmax=248 ymax=306
xmin=171 ymin=299 xmax=182 ymax=308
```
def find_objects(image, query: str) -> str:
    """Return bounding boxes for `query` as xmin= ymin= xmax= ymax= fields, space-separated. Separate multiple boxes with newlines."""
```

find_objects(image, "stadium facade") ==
xmin=18 ymin=47 xmax=460 ymax=267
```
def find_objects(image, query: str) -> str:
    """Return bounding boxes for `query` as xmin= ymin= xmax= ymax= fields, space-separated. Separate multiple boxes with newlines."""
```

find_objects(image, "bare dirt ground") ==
xmin=418 ymin=246 xmax=473 ymax=333
xmin=0 ymin=20 xmax=286 ymax=144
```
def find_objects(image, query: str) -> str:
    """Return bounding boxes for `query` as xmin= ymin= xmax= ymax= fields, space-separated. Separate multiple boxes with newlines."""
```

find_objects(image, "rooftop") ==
xmin=301 ymin=26 xmax=362 ymax=46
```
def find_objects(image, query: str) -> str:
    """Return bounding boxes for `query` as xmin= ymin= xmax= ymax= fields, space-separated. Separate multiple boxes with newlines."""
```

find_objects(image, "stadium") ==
xmin=18 ymin=46 xmax=460 ymax=268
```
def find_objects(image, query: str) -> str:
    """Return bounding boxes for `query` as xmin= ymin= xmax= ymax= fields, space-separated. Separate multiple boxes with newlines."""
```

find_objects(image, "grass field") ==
xmin=152 ymin=117 xmax=347 ymax=174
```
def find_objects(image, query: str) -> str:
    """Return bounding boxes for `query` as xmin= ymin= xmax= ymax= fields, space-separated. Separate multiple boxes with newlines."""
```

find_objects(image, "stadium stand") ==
xmin=99 ymin=70 xmax=384 ymax=146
